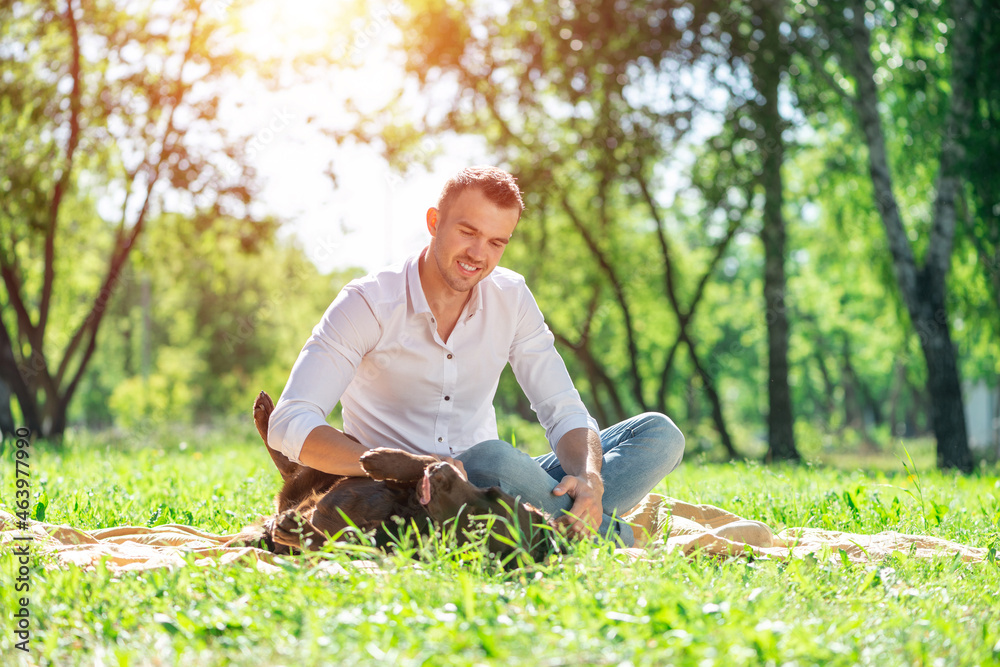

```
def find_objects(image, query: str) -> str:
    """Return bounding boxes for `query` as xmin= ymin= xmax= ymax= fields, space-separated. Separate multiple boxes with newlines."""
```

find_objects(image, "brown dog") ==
xmin=230 ymin=392 xmax=560 ymax=564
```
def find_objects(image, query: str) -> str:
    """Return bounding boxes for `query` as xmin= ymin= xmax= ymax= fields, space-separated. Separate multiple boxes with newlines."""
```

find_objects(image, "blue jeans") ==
xmin=456 ymin=413 xmax=684 ymax=547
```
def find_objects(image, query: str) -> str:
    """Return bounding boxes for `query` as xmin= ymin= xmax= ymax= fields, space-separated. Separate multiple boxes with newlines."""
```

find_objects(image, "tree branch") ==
xmin=842 ymin=2 xmax=921 ymax=316
xmin=38 ymin=0 xmax=82 ymax=343
xmin=634 ymin=167 xmax=743 ymax=411
xmin=560 ymin=192 xmax=648 ymax=411
xmin=925 ymin=0 xmax=977 ymax=282
xmin=56 ymin=5 xmax=201 ymax=393
xmin=551 ymin=325 xmax=627 ymax=423
xmin=0 ymin=310 xmax=42 ymax=433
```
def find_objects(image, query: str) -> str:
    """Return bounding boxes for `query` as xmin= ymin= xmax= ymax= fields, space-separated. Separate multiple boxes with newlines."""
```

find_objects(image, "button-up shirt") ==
xmin=268 ymin=249 xmax=599 ymax=461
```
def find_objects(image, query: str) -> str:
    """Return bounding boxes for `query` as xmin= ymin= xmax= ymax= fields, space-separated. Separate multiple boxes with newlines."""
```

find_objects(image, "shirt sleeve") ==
xmin=267 ymin=285 xmax=380 ymax=462
xmin=507 ymin=283 xmax=599 ymax=452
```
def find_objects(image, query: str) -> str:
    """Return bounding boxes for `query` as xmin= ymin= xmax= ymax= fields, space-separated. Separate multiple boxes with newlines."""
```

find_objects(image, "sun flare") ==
xmin=233 ymin=0 xmax=381 ymax=63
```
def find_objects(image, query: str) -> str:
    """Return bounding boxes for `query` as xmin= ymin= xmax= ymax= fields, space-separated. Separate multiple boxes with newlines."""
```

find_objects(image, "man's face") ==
xmin=426 ymin=187 xmax=520 ymax=294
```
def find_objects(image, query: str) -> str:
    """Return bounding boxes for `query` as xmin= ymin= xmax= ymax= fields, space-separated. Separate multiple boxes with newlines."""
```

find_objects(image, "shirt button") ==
xmin=447 ymin=353 xmax=453 ymax=359
xmin=437 ymin=437 xmax=443 ymax=442
xmin=444 ymin=396 xmax=450 ymax=401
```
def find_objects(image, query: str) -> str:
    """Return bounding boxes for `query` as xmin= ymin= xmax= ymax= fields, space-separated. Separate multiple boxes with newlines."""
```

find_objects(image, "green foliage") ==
xmin=0 ymin=0 xmax=264 ymax=436
xmin=76 ymin=212 xmax=363 ymax=427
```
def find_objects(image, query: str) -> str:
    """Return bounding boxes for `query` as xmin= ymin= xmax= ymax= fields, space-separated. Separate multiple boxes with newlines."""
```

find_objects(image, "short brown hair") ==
xmin=436 ymin=166 xmax=524 ymax=222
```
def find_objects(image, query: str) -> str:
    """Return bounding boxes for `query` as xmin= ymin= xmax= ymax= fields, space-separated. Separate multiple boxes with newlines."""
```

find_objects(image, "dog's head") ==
xmin=417 ymin=461 xmax=558 ymax=564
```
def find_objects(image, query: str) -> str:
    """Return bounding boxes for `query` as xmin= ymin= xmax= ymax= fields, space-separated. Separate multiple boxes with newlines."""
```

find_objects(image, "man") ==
xmin=268 ymin=166 xmax=684 ymax=546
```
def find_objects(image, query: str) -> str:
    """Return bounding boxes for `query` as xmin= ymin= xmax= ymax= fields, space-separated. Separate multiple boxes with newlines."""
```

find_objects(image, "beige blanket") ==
xmin=0 ymin=496 xmax=987 ymax=574
xmin=617 ymin=495 xmax=988 ymax=564
xmin=0 ymin=510 xmax=376 ymax=576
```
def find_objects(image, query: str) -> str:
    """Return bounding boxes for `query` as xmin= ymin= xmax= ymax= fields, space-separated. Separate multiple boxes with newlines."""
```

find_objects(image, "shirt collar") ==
xmin=466 ymin=277 xmax=484 ymax=317
xmin=406 ymin=249 xmax=432 ymax=316
xmin=407 ymin=247 xmax=486 ymax=319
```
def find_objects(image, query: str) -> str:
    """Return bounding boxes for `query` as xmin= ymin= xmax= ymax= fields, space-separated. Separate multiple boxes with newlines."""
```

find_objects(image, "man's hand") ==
xmin=551 ymin=427 xmax=604 ymax=537
xmin=552 ymin=473 xmax=604 ymax=536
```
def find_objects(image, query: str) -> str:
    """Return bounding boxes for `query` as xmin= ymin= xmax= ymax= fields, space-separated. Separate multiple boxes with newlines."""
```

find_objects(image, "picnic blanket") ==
xmin=0 ymin=495 xmax=987 ymax=574
xmin=0 ymin=509 xmax=375 ymax=576
xmin=618 ymin=495 xmax=988 ymax=564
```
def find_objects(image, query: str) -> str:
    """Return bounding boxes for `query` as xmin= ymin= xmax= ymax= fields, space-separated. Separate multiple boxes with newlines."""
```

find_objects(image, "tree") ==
xmin=745 ymin=0 xmax=799 ymax=461
xmin=0 ymin=0 xmax=257 ymax=437
xmin=84 ymin=211 xmax=360 ymax=429
xmin=806 ymin=0 xmax=978 ymax=470
xmin=958 ymin=0 xmax=1000 ymax=336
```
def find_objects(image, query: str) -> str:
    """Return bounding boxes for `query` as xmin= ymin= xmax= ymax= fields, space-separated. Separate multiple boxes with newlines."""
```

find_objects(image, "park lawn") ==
xmin=1 ymin=421 xmax=999 ymax=666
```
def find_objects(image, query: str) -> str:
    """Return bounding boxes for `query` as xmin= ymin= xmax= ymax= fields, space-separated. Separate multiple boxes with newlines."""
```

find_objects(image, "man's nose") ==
xmin=467 ymin=238 xmax=487 ymax=260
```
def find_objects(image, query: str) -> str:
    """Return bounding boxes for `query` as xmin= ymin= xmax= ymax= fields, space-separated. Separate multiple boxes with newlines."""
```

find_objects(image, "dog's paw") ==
xmin=252 ymin=391 xmax=275 ymax=442
xmin=223 ymin=525 xmax=271 ymax=550
xmin=270 ymin=510 xmax=325 ymax=550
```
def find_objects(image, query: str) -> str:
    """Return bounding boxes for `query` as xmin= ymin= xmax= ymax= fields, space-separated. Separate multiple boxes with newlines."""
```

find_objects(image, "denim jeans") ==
xmin=456 ymin=413 xmax=685 ymax=547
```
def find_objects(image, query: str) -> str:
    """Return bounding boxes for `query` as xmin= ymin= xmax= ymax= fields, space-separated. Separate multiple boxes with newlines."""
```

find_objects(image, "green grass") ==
xmin=2 ymin=422 xmax=999 ymax=666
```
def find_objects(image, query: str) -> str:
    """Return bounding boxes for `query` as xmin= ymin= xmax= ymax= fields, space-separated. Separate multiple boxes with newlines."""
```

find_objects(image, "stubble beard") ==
xmin=433 ymin=245 xmax=485 ymax=293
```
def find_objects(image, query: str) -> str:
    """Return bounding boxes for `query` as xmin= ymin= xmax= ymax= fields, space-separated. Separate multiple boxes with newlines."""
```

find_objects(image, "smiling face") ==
xmin=424 ymin=187 xmax=520 ymax=296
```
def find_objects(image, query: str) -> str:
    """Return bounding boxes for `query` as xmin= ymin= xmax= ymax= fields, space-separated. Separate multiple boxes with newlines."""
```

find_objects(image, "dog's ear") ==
xmin=361 ymin=448 xmax=429 ymax=483
xmin=486 ymin=487 xmax=505 ymax=500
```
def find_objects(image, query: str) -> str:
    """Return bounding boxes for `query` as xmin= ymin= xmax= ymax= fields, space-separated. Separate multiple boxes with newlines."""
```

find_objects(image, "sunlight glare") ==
xmin=237 ymin=0 xmax=358 ymax=61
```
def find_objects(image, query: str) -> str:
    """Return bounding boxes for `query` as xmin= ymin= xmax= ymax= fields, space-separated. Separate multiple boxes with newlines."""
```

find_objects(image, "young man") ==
xmin=267 ymin=166 xmax=684 ymax=546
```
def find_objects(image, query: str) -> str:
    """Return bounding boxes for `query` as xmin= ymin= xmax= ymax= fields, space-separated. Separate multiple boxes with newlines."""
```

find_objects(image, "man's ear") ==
xmin=426 ymin=207 xmax=439 ymax=237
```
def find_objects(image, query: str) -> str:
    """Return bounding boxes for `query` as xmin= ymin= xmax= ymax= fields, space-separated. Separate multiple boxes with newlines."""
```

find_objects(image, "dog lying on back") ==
xmin=228 ymin=391 xmax=559 ymax=564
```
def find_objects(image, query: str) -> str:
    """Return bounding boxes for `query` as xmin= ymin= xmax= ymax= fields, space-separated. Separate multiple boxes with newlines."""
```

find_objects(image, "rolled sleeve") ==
xmin=545 ymin=406 xmax=600 ymax=453
xmin=267 ymin=285 xmax=380 ymax=461
xmin=508 ymin=285 xmax=599 ymax=452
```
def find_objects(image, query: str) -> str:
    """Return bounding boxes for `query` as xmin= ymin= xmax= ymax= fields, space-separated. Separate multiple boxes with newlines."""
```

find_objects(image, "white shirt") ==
xmin=268 ymin=249 xmax=599 ymax=462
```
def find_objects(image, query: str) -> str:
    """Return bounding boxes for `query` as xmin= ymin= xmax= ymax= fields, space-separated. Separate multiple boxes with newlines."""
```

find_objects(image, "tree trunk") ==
xmin=842 ymin=0 xmax=974 ymax=470
xmin=0 ymin=315 xmax=43 ymax=435
xmin=683 ymin=336 xmax=739 ymax=459
xmin=0 ymin=378 xmax=14 ymax=438
xmin=752 ymin=0 xmax=798 ymax=463
xmin=840 ymin=336 xmax=863 ymax=431
xmin=813 ymin=349 xmax=836 ymax=425
xmin=561 ymin=195 xmax=648 ymax=411
xmin=685 ymin=374 xmax=700 ymax=424
xmin=914 ymin=281 xmax=973 ymax=470
xmin=888 ymin=360 xmax=905 ymax=436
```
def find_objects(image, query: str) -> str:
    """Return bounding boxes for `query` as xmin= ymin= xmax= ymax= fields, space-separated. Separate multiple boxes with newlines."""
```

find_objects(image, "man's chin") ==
xmin=445 ymin=269 xmax=488 ymax=291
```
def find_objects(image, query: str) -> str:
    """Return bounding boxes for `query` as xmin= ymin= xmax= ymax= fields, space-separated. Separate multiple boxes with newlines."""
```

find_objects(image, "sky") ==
xmin=223 ymin=0 xmax=492 ymax=275
xmin=251 ymin=118 xmax=483 ymax=275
